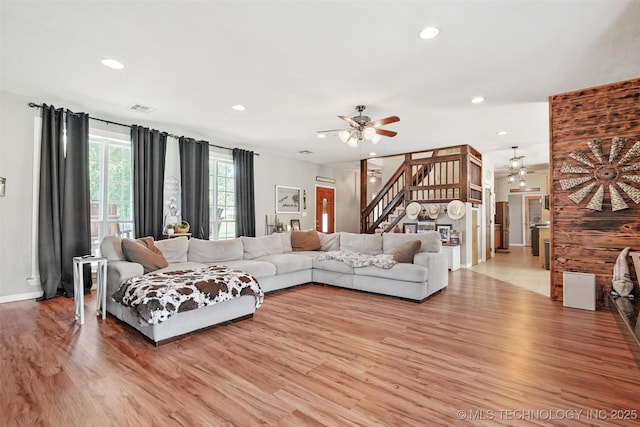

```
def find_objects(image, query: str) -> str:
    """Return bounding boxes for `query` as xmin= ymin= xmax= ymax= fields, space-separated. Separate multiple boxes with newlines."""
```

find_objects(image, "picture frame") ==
xmin=403 ymin=222 xmax=418 ymax=234
xmin=437 ymin=224 xmax=453 ymax=241
xmin=290 ymin=219 xmax=301 ymax=231
xmin=417 ymin=221 xmax=436 ymax=233
xmin=449 ymin=230 xmax=462 ymax=245
xmin=275 ymin=185 xmax=301 ymax=214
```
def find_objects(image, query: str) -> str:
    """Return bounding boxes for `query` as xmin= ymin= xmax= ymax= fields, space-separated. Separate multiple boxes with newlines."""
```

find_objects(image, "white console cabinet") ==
xmin=442 ymin=244 xmax=460 ymax=271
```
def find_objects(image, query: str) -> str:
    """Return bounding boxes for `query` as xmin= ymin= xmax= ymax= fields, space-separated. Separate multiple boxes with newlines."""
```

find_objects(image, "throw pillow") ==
xmin=393 ymin=240 xmax=421 ymax=263
xmin=121 ymin=237 xmax=168 ymax=274
xmin=154 ymin=236 xmax=189 ymax=263
xmin=291 ymin=230 xmax=321 ymax=252
xmin=100 ymin=235 xmax=125 ymax=261
xmin=318 ymin=232 xmax=340 ymax=251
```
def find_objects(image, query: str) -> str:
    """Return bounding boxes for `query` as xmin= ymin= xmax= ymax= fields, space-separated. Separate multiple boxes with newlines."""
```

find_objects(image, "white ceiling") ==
xmin=2 ymin=1 xmax=639 ymax=175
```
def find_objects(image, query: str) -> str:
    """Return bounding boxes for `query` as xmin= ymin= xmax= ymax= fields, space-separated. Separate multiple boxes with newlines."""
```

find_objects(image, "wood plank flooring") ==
xmin=2 ymin=270 xmax=640 ymax=426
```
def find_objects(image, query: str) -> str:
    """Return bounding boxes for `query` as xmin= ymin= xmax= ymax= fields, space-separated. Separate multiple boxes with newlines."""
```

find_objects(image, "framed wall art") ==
xmin=403 ymin=222 xmax=418 ymax=234
xmin=275 ymin=185 xmax=301 ymax=214
xmin=448 ymin=230 xmax=462 ymax=244
xmin=437 ymin=224 xmax=452 ymax=241
xmin=417 ymin=221 xmax=436 ymax=233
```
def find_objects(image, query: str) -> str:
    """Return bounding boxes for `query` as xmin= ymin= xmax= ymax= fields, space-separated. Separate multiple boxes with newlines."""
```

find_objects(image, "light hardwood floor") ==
xmin=2 ymin=267 xmax=639 ymax=426
xmin=471 ymin=246 xmax=551 ymax=297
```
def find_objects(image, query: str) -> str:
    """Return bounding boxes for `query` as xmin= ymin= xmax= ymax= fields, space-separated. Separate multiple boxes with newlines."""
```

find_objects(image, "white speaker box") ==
xmin=563 ymin=272 xmax=596 ymax=311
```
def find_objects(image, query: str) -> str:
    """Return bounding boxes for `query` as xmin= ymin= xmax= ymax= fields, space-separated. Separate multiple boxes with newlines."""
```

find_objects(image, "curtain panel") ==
xmin=131 ymin=126 xmax=167 ymax=240
xmin=179 ymin=138 xmax=210 ymax=239
xmin=38 ymin=105 xmax=91 ymax=299
xmin=233 ymin=148 xmax=256 ymax=237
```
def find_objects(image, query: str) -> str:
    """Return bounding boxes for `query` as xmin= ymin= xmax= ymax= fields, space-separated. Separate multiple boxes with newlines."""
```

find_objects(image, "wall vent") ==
xmin=130 ymin=104 xmax=156 ymax=113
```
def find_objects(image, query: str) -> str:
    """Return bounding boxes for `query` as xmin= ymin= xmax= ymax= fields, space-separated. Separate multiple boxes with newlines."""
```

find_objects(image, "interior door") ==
xmin=315 ymin=186 xmax=335 ymax=233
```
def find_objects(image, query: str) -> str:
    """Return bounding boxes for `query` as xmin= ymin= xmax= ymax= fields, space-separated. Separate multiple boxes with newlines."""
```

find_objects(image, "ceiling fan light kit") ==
xmin=363 ymin=126 xmax=376 ymax=140
xmin=318 ymin=105 xmax=399 ymax=148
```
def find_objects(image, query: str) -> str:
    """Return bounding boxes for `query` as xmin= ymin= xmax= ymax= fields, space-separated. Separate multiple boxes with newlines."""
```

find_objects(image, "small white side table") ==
xmin=73 ymin=256 xmax=107 ymax=324
xmin=442 ymin=244 xmax=461 ymax=271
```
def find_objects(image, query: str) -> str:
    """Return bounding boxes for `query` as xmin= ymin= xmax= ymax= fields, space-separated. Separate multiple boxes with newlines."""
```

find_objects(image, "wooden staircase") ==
xmin=360 ymin=145 xmax=483 ymax=234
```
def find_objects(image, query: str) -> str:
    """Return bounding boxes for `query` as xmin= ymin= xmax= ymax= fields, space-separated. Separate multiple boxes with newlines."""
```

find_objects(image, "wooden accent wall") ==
xmin=549 ymin=78 xmax=640 ymax=307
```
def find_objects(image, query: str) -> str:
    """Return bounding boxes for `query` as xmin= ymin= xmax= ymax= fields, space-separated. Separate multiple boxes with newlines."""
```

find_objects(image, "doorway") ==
xmin=524 ymin=196 xmax=542 ymax=246
xmin=315 ymin=186 xmax=335 ymax=233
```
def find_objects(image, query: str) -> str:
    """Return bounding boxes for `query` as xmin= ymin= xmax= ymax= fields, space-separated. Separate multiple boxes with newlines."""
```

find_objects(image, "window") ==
xmin=89 ymin=128 xmax=133 ymax=255
xmin=209 ymin=155 xmax=235 ymax=240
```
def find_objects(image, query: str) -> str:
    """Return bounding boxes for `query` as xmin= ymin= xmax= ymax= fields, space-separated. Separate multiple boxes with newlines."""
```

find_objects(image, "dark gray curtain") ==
xmin=38 ymin=105 xmax=91 ymax=299
xmin=131 ymin=126 xmax=167 ymax=240
xmin=233 ymin=148 xmax=255 ymax=237
xmin=179 ymin=137 xmax=209 ymax=239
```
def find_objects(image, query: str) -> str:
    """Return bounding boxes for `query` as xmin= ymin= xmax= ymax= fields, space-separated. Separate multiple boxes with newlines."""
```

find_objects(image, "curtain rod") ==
xmin=28 ymin=102 xmax=259 ymax=155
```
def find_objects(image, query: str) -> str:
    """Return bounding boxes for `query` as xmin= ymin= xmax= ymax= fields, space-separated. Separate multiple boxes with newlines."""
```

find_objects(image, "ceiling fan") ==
xmin=317 ymin=105 xmax=400 ymax=148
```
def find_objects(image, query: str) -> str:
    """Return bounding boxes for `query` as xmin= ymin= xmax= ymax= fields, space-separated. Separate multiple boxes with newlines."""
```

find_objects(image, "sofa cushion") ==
xmin=318 ymin=232 xmax=340 ymax=252
xmin=393 ymin=240 xmax=421 ymax=263
xmin=188 ymin=238 xmax=243 ymax=263
xmin=312 ymin=257 xmax=355 ymax=275
xmin=256 ymin=253 xmax=313 ymax=274
xmin=154 ymin=236 xmax=189 ymax=263
xmin=100 ymin=236 xmax=126 ymax=261
xmin=154 ymin=261 xmax=207 ymax=274
xmin=291 ymin=230 xmax=321 ymax=251
xmin=354 ymin=263 xmax=429 ymax=282
xmin=383 ymin=231 xmax=441 ymax=254
xmin=280 ymin=233 xmax=293 ymax=253
xmin=340 ymin=232 xmax=382 ymax=255
xmin=242 ymin=234 xmax=284 ymax=259
xmin=121 ymin=237 xmax=168 ymax=274
xmin=416 ymin=231 xmax=442 ymax=253
xmin=221 ymin=260 xmax=277 ymax=278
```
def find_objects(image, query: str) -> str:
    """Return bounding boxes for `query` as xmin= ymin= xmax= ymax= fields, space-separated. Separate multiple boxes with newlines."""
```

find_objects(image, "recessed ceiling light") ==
xmin=298 ymin=150 xmax=313 ymax=155
xmin=317 ymin=133 xmax=326 ymax=138
xmin=497 ymin=130 xmax=508 ymax=136
xmin=101 ymin=58 xmax=124 ymax=70
xmin=369 ymin=152 xmax=377 ymax=157
xmin=471 ymin=97 xmax=485 ymax=104
xmin=419 ymin=27 xmax=440 ymax=40
xmin=232 ymin=105 xmax=245 ymax=111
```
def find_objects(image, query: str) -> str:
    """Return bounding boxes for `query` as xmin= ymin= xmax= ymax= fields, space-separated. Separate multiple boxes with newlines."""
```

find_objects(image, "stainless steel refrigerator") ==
xmin=495 ymin=201 xmax=509 ymax=249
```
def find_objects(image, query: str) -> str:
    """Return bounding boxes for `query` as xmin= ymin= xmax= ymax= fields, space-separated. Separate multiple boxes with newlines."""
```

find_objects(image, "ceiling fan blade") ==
xmin=317 ymin=129 xmax=348 ymax=135
xmin=370 ymin=116 xmax=400 ymax=127
xmin=338 ymin=115 xmax=359 ymax=127
xmin=376 ymin=129 xmax=397 ymax=138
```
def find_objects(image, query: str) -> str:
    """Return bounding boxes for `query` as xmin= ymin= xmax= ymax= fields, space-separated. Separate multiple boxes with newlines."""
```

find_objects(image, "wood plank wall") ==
xmin=549 ymin=78 xmax=640 ymax=307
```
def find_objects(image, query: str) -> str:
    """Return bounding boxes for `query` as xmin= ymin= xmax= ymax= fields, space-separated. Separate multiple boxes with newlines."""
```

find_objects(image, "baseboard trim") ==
xmin=0 ymin=291 xmax=42 ymax=304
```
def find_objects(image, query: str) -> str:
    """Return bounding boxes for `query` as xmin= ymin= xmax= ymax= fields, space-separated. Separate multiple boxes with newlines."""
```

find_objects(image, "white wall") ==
xmin=254 ymin=152 xmax=359 ymax=235
xmin=0 ymin=90 xmax=359 ymax=301
xmin=0 ymin=91 xmax=39 ymax=301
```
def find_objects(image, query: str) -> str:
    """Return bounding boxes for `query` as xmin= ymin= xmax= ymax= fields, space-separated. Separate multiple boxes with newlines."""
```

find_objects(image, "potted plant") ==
xmin=166 ymin=224 xmax=175 ymax=235
xmin=176 ymin=221 xmax=190 ymax=234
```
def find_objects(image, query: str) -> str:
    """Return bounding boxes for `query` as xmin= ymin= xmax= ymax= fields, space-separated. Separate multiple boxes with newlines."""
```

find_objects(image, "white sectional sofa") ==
xmin=101 ymin=231 xmax=448 ymax=344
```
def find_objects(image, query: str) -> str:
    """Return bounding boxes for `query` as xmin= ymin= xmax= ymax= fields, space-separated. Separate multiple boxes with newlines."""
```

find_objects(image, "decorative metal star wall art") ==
xmin=559 ymin=137 xmax=640 ymax=212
